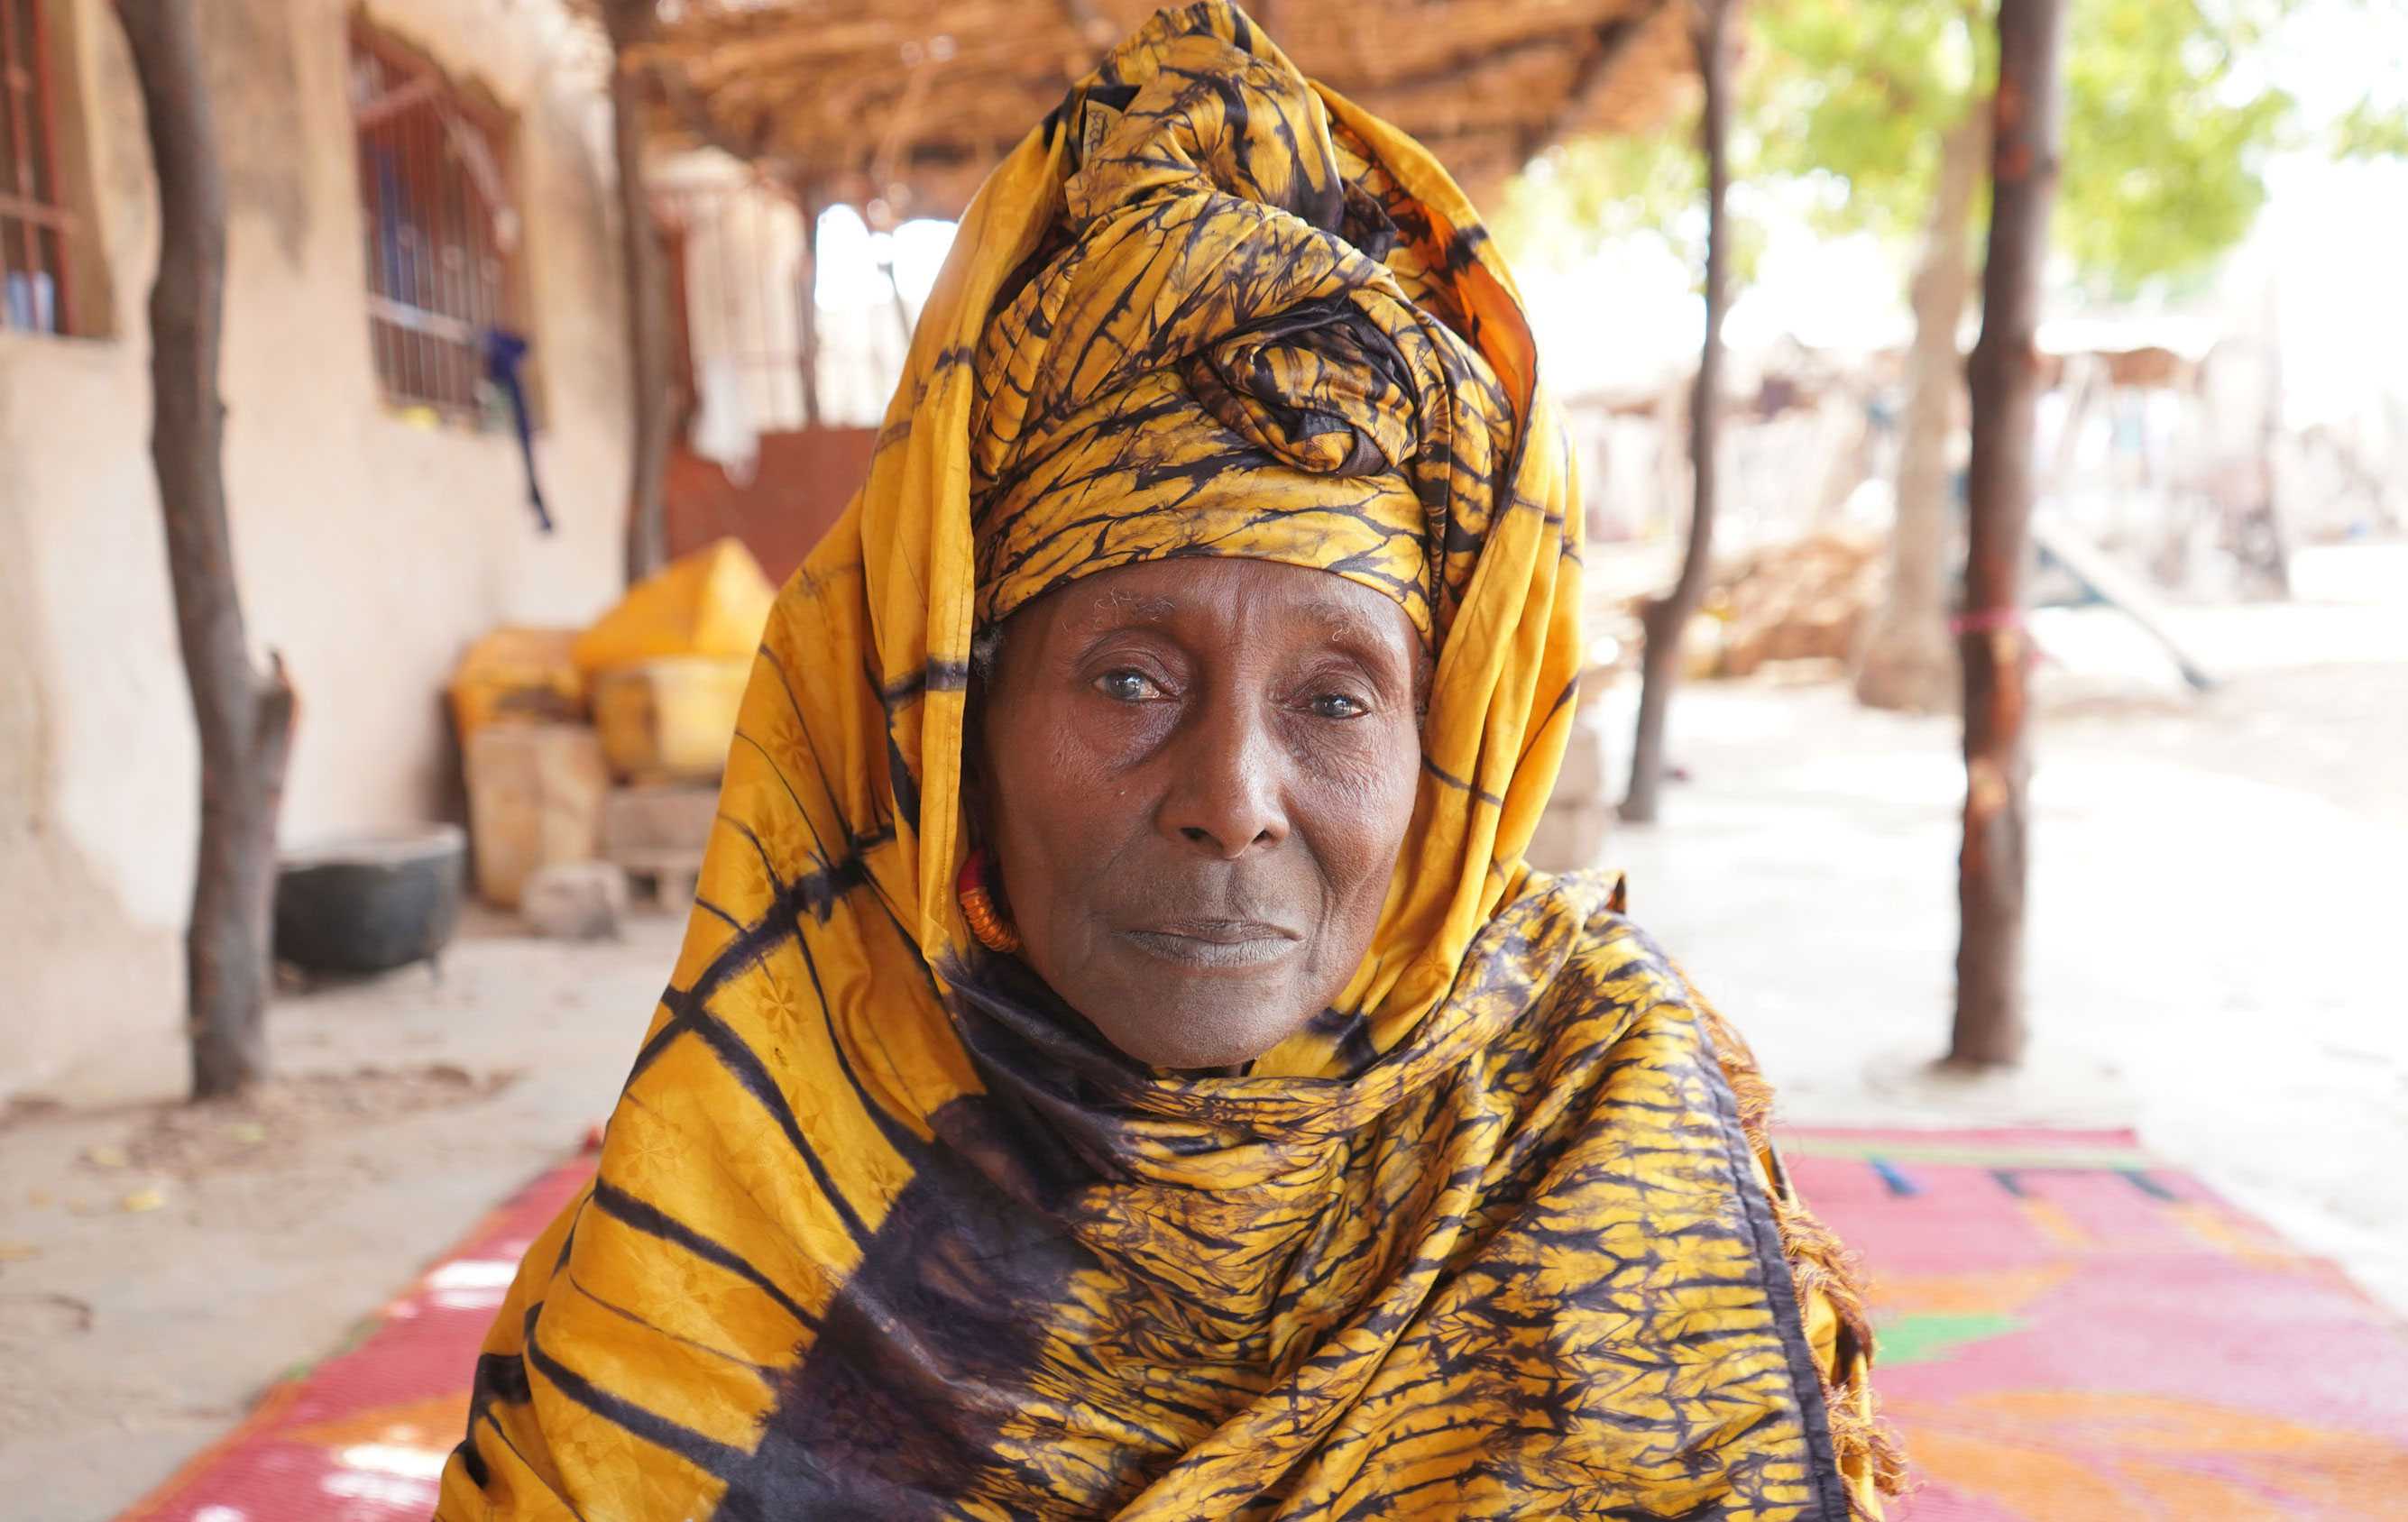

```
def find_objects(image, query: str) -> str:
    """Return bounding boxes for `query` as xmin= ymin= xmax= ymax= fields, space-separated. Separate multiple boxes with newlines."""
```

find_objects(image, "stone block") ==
xmin=601 ymin=783 xmax=721 ymax=859
xmin=521 ymin=861 xmax=629 ymax=940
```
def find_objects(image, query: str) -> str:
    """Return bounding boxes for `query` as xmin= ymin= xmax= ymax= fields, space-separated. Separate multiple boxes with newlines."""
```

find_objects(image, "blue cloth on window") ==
xmin=483 ymin=327 xmax=551 ymax=533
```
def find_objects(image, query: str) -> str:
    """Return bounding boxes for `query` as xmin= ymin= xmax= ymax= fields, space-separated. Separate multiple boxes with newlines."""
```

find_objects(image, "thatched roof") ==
xmin=627 ymin=0 xmax=1697 ymax=223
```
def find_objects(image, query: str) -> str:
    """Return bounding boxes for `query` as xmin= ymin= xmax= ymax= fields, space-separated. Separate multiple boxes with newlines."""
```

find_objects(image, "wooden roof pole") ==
xmin=604 ymin=0 xmax=673 ymax=582
xmin=1952 ymin=0 xmax=2069 ymax=1068
xmin=788 ymin=174 xmax=824 ymax=429
xmin=1622 ymin=0 xmax=1731 ymax=825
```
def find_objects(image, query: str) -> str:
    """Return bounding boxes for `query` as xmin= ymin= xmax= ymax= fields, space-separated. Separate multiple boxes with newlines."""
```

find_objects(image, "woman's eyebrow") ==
xmin=1088 ymin=590 xmax=1182 ymax=623
xmin=1302 ymin=600 xmax=1403 ymax=655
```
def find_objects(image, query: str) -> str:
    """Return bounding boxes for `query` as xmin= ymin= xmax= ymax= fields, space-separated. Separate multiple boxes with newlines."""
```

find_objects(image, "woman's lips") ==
xmin=1118 ymin=921 xmax=1303 ymax=969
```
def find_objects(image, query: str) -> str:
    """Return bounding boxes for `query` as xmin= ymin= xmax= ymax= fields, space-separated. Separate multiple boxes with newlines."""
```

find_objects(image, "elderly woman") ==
xmin=439 ymin=6 xmax=1898 ymax=1518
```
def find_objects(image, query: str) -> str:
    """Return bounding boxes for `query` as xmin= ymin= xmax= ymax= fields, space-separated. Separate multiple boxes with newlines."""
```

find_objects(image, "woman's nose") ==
xmin=1158 ymin=697 xmax=1290 ymax=858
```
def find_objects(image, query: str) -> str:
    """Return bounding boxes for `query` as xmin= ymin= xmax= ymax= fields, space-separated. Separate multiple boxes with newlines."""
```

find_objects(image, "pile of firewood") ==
xmin=1618 ymin=530 xmax=1887 ymax=681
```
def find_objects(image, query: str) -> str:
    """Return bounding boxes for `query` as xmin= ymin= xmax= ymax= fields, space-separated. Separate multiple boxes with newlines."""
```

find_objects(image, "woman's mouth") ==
xmin=1118 ymin=920 xmax=1304 ymax=969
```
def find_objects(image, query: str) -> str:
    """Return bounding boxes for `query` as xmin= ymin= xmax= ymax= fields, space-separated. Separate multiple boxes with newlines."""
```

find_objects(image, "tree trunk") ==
xmin=115 ymin=0 xmax=296 ymax=1099
xmin=796 ymin=180 xmax=823 ymax=430
xmin=1953 ymin=0 xmax=2067 ymax=1068
xmin=2252 ymin=283 xmax=2293 ymax=598
xmin=1623 ymin=0 xmax=1732 ymax=824
xmin=605 ymin=0 xmax=671 ymax=585
xmin=1856 ymin=110 xmax=1989 ymax=713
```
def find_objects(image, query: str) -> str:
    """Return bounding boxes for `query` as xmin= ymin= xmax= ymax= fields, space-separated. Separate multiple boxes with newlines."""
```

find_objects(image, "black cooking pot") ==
xmin=274 ymin=825 xmax=466 ymax=974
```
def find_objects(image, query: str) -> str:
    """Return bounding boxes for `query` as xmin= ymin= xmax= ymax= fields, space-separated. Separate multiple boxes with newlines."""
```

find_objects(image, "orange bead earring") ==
xmin=956 ymin=847 xmax=1023 ymax=955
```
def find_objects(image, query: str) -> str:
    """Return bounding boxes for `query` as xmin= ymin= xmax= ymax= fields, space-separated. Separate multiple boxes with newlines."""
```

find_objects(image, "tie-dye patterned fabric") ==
xmin=436 ymin=5 xmax=1895 ymax=1518
xmin=966 ymin=31 xmax=1518 ymax=653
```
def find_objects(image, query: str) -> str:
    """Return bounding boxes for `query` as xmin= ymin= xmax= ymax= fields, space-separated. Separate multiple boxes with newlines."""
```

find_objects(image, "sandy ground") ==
xmin=1594 ymin=600 xmax=2408 ymax=1324
xmin=2 ymin=577 xmax=2402 ymax=1520
xmin=0 ymin=912 xmax=686 ymax=1522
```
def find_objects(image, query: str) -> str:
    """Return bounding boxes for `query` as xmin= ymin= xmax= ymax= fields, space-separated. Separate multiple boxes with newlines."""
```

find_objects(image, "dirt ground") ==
xmin=1596 ymin=597 xmax=2408 ymax=1323
xmin=0 ymin=911 xmax=685 ymax=1521
xmin=3 ymin=582 xmax=2402 ymax=1521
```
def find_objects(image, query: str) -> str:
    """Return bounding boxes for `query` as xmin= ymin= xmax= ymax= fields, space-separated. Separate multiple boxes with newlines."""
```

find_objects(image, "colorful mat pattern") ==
xmin=119 ymin=1128 xmax=2408 ymax=1520
xmin=1788 ymin=1128 xmax=2408 ymax=1518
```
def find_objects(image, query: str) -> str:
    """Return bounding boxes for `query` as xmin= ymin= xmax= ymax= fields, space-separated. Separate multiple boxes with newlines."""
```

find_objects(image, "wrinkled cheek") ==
xmin=1014 ymin=839 xmax=1113 ymax=987
xmin=1037 ymin=895 xmax=1102 ymax=985
xmin=1339 ymin=737 xmax=1423 ymax=881
xmin=1320 ymin=748 xmax=1420 ymax=960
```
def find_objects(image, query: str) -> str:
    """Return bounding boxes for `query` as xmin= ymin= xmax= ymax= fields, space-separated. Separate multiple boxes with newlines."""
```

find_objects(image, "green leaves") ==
xmin=1494 ymin=131 xmax=1703 ymax=270
xmin=1748 ymin=0 xmax=1991 ymax=240
xmin=2057 ymin=0 xmax=2293 ymax=295
xmin=1492 ymin=101 xmax=1763 ymax=290
xmin=2330 ymin=95 xmax=2408 ymax=160
xmin=1501 ymin=0 xmax=2381 ymax=299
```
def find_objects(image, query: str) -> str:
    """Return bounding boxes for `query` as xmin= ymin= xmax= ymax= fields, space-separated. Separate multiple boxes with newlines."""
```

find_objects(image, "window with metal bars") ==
xmin=349 ymin=22 xmax=520 ymax=418
xmin=0 ymin=0 xmax=77 ymax=335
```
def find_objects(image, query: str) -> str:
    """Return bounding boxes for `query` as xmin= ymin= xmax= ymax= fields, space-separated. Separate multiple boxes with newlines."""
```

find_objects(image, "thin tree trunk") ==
xmin=115 ymin=0 xmax=296 ymax=1099
xmin=605 ymin=0 xmax=671 ymax=584
xmin=2253 ymin=282 xmax=2293 ymax=597
xmin=1623 ymin=0 xmax=1732 ymax=824
xmin=1856 ymin=110 xmax=1988 ymax=713
xmin=796 ymin=179 xmax=823 ymax=430
xmin=1953 ymin=0 xmax=2067 ymax=1068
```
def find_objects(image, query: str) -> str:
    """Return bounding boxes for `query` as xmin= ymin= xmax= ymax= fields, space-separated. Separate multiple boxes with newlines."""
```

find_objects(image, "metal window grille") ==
xmin=0 ymin=0 xmax=76 ymax=335
xmin=349 ymin=23 xmax=517 ymax=417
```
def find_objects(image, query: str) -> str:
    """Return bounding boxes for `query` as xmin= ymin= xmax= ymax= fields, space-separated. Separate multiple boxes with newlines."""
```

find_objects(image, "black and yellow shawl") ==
xmin=438 ymin=6 xmax=1897 ymax=1517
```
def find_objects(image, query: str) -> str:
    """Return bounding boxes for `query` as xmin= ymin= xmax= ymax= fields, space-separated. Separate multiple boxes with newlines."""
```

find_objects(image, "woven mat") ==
xmin=120 ymin=1128 xmax=2408 ymax=1518
xmin=1786 ymin=1127 xmax=2408 ymax=1518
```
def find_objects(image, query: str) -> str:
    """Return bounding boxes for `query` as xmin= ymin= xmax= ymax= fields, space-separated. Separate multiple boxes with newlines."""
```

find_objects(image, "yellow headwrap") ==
xmin=439 ymin=6 xmax=1893 ymax=1517
xmin=966 ymin=29 xmax=1516 ymax=650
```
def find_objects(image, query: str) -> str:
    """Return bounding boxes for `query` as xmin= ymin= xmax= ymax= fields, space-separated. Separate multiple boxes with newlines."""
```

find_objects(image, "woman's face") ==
xmin=975 ymin=556 xmax=1426 ymax=1069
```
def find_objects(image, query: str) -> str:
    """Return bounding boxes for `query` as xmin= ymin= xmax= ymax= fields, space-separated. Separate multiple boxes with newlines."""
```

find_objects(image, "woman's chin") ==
xmin=1079 ymin=980 xmax=1323 ymax=1072
xmin=1030 ymin=923 xmax=1350 ymax=1071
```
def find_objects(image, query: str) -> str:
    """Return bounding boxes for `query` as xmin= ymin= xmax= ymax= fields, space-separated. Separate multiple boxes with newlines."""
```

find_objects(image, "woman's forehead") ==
xmin=1043 ymin=557 xmax=1419 ymax=646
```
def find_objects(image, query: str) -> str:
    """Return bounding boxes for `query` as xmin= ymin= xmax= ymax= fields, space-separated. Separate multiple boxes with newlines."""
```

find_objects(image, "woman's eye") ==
xmin=1096 ymin=669 xmax=1162 ymax=702
xmin=1309 ymin=692 xmax=1369 ymax=720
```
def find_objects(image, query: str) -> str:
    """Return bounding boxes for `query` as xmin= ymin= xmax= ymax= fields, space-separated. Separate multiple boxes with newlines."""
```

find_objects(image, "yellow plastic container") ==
xmin=591 ymin=656 xmax=751 ymax=782
xmin=448 ymin=627 xmax=584 ymax=739
xmin=574 ymin=538 xmax=777 ymax=675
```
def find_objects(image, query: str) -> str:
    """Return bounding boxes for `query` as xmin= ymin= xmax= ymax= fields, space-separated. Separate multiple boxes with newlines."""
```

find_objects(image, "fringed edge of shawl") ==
xmin=1689 ymin=986 xmax=1910 ymax=1517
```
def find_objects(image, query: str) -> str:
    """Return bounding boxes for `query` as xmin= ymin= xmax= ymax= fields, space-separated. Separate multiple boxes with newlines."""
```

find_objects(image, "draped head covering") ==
xmin=965 ymin=33 xmax=1517 ymax=652
xmin=439 ymin=6 xmax=1897 ymax=1517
